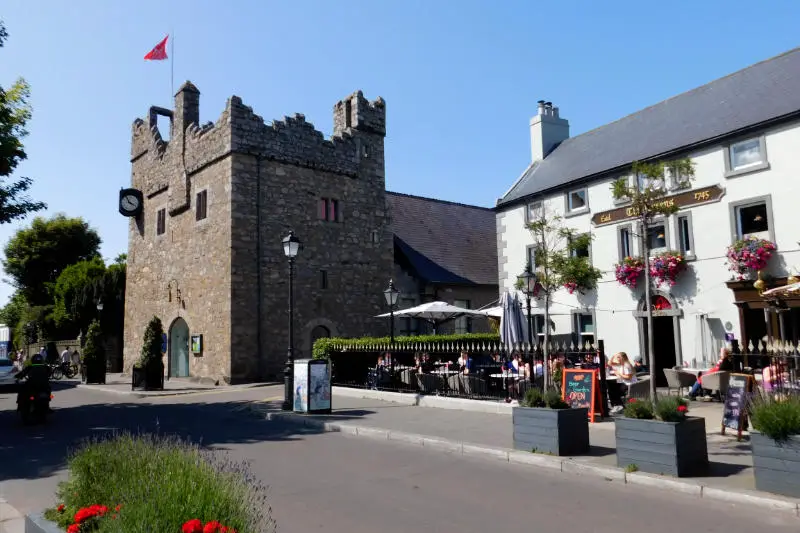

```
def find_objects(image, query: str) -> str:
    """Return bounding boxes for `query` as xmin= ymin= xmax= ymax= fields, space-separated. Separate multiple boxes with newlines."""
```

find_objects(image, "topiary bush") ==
xmin=82 ymin=320 xmax=105 ymax=371
xmin=137 ymin=316 xmax=164 ymax=370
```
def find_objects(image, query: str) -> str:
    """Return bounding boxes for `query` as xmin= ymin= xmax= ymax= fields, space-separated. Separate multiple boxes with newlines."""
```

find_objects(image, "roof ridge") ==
xmin=387 ymin=190 xmax=494 ymax=211
xmin=558 ymin=46 xmax=800 ymax=146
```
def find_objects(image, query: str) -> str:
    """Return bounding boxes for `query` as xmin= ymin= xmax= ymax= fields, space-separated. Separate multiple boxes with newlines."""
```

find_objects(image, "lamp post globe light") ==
xmin=282 ymin=231 xmax=301 ymax=411
xmin=517 ymin=264 xmax=537 ymax=376
xmin=383 ymin=279 xmax=399 ymax=344
xmin=96 ymin=300 xmax=104 ymax=312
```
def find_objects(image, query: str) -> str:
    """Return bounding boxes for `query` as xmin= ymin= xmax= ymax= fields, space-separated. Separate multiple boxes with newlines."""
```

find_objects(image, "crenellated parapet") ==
xmin=130 ymin=82 xmax=385 ymax=197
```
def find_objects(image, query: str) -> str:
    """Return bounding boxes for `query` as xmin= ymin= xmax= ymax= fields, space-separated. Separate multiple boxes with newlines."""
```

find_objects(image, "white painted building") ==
xmin=496 ymin=48 xmax=800 ymax=383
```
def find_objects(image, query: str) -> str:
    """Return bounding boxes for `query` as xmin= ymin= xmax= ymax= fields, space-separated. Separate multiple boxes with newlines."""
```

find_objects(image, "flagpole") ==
xmin=170 ymin=30 xmax=175 ymax=99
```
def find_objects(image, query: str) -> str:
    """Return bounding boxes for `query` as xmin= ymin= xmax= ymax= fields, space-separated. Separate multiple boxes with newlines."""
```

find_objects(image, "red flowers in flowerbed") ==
xmin=57 ymin=503 xmax=119 ymax=532
xmin=726 ymin=237 xmax=776 ymax=280
xmin=649 ymin=251 xmax=686 ymax=287
xmin=614 ymin=257 xmax=645 ymax=288
xmin=182 ymin=519 xmax=237 ymax=533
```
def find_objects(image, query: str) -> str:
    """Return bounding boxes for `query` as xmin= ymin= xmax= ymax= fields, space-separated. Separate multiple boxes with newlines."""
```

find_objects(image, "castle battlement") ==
xmin=131 ymin=84 xmax=386 ymax=184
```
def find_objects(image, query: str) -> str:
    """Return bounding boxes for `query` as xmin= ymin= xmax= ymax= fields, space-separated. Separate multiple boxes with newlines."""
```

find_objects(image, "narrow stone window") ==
xmin=156 ymin=209 xmax=166 ymax=236
xmin=320 ymin=270 xmax=328 ymax=290
xmin=319 ymin=198 xmax=341 ymax=222
xmin=196 ymin=190 xmax=208 ymax=221
xmin=345 ymin=100 xmax=352 ymax=128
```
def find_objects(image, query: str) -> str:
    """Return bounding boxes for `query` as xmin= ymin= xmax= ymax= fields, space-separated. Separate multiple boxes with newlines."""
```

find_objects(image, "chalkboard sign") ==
xmin=562 ymin=369 xmax=601 ymax=423
xmin=721 ymin=373 xmax=754 ymax=440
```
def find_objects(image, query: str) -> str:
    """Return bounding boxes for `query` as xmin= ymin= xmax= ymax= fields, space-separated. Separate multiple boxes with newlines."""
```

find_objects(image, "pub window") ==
xmin=569 ymin=233 xmax=590 ymax=259
xmin=526 ymin=201 xmax=543 ymax=222
xmin=646 ymin=222 xmax=668 ymax=253
xmin=618 ymin=225 xmax=632 ymax=260
xmin=156 ymin=208 xmax=166 ymax=236
xmin=195 ymin=190 xmax=208 ymax=221
xmin=726 ymin=137 xmax=767 ymax=175
xmin=565 ymin=189 xmax=588 ymax=214
xmin=574 ymin=313 xmax=594 ymax=347
xmin=676 ymin=213 xmax=695 ymax=259
xmin=533 ymin=315 xmax=546 ymax=344
xmin=733 ymin=200 xmax=771 ymax=241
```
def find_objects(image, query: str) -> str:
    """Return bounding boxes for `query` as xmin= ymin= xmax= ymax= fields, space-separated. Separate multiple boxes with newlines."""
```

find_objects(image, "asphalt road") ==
xmin=0 ymin=382 xmax=797 ymax=533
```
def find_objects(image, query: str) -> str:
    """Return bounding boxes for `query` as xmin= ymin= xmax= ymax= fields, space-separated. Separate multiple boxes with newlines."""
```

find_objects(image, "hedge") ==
xmin=312 ymin=333 xmax=500 ymax=360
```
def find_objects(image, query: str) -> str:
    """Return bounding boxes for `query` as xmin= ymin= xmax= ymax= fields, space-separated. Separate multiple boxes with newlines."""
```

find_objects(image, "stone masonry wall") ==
xmin=124 ymin=84 xmax=234 ymax=382
xmin=127 ymin=82 xmax=392 ymax=383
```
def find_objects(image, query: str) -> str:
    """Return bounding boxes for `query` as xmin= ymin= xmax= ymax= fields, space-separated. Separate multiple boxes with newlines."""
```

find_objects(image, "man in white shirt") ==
xmin=61 ymin=346 xmax=72 ymax=367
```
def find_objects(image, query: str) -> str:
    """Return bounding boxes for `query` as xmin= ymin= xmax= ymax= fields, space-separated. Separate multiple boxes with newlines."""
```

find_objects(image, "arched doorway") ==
xmin=311 ymin=325 xmax=331 ymax=346
xmin=169 ymin=317 xmax=190 ymax=378
xmin=633 ymin=292 xmax=683 ymax=387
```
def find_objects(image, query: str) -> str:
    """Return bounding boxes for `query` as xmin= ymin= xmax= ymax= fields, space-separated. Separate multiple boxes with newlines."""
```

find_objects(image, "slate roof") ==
xmin=499 ymin=47 xmax=800 ymax=207
xmin=387 ymin=192 xmax=498 ymax=286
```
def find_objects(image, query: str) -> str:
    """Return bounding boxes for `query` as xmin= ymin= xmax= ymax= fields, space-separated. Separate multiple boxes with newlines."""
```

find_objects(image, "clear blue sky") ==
xmin=2 ymin=0 xmax=799 ymax=306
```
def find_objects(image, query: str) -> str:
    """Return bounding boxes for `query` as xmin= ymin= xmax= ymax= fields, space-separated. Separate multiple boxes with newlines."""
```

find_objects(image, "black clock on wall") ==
xmin=119 ymin=188 xmax=144 ymax=217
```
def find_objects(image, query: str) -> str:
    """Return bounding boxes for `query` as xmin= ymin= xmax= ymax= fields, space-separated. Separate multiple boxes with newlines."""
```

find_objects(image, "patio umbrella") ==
xmin=499 ymin=291 xmax=529 ymax=351
xmin=762 ymin=281 xmax=800 ymax=297
xmin=376 ymin=300 xmax=485 ymax=334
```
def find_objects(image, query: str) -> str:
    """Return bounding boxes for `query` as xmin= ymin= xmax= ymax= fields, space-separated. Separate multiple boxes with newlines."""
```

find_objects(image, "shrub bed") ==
xmin=44 ymin=433 xmax=275 ymax=533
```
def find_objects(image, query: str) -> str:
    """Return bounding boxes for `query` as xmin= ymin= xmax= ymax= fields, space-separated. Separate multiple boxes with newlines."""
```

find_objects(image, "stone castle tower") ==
xmin=124 ymin=82 xmax=393 ymax=383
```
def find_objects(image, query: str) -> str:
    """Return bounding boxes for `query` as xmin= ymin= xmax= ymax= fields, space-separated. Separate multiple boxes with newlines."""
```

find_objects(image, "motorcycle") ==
xmin=16 ymin=377 xmax=53 ymax=425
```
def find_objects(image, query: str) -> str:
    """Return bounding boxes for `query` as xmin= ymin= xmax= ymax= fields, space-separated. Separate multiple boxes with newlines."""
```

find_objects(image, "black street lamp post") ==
xmin=517 ymin=263 xmax=538 ymax=379
xmin=383 ymin=279 xmax=399 ymax=344
xmin=282 ymin=231 xmax=301 ymax=411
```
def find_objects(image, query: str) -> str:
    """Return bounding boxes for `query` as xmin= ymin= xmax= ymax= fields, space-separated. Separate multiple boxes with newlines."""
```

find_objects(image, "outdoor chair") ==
xmin=447 ymin=374 xmax=463 ymax=394
xmin=626 ymin=378 xmax=650 ymax=400
xmin=663 ymin=368 xmax=697 ymax=397
xmin=699 ymin=371 xmax=730 ymax=400
xmin=416 ymin=373 xmax=441 ymax=395
xmin=461 ymin=374 xmax=488 ymax=397
xmin=399 ymin=369 xmax=416 ymax=390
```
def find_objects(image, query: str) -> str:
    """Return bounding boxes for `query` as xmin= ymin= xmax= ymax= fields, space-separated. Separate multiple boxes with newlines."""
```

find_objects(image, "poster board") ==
xmin=293 ymin=359 xmax=310 ymax=413
xmin=721 ymin=373 xmax=755 ymax=440
xmin=562 ymin=368 xmax=602 ymax=423
xmin=308 ymin=360 xmax=332 ymax=413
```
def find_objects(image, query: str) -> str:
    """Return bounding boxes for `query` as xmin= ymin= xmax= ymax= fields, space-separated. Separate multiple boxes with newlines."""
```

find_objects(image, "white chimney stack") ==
xmin=530 ymin=100 xmax=569 ymax=162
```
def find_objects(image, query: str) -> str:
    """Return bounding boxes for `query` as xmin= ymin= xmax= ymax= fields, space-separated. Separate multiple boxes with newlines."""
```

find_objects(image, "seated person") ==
xmin=607 ymin=352 xmax=637 ymax=412
xmin=688 ymin=347 xmax=732 ymax=399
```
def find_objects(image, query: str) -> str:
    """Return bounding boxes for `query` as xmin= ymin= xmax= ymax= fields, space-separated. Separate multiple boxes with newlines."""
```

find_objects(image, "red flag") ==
xmin=144 ymin=35 xmax=169 ymax=61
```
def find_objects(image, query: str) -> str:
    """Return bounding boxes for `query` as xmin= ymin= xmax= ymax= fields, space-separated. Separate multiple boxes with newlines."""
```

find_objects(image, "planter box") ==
xmin=132 ymin=366 xmax=146 ymax=390
xmin=751 ymin=431 xmax=800 ymax=498
xmin=84 ymin=364 xmax=106 ymax=385
xmin=25 ymin=512 xmax=63 ymax=533
xmin=615 ymin=416 xmax=708 ymax=477
xmin=512 ymin=406 xmax=590 ymax=456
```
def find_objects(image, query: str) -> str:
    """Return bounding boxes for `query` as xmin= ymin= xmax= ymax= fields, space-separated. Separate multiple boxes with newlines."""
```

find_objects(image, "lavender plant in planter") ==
xmin=750 ymin=394 xmax=800 ymax=498
xmin=615 ymin=396 xmax=708 ymax=477
xmin=513 ymin=388 xmax=590 ymax=456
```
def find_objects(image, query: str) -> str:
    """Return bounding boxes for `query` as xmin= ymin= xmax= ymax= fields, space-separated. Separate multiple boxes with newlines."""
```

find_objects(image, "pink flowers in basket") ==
xmin=726 ymin=237 xmax=776 ymax=279
xmin=649 ymin=251 xmax=687 ymax=287
xmin=614 ymin=257 xmax=645 ymax=288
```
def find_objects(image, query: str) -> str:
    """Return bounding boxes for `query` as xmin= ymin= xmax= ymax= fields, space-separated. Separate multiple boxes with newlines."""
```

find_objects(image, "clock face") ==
xmin=121 ymin=194 xmax=140 ymax=212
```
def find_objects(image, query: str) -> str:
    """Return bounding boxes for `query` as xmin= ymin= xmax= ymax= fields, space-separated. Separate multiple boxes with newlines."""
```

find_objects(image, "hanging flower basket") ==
xmin=649 ymin=251 xmax=687 ymax=287
xmin=614 ymin=257 xmax=645 ymax=288
xmin=563 ymin=281 xmax=578 ymax=294
xmin=726 ymin=237 xmax=776 ymax=280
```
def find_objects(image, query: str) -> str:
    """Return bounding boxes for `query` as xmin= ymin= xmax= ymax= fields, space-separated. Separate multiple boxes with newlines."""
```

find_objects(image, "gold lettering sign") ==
xmin=591 ymin=185 xmax=724 ymax=226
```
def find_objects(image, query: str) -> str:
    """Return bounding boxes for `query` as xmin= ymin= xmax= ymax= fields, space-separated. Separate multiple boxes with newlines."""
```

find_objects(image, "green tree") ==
xmin=0 ymin=290 xmax=27 ymax=348
xmin=52 ymin=257 xmax=107 ymax=335
xmin=113 ymin=253 xmax=127 ymax=265
xmin=3 ymin=214 xmax=101 ymax=305
xmin=611 ymin=158 xmax=695 ymax=401
xmin=522 ymin=207 xmax=603 ymax=389
xmin=0 ymin=20 xmax=46 ymax=222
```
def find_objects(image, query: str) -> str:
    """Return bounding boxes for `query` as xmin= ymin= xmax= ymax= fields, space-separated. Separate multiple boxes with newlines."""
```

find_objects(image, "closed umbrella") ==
xmin=499 ymin=291 xmax=529 ymax=351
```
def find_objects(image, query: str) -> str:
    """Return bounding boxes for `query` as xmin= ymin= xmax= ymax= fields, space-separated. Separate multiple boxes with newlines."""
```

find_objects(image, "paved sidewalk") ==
xmin=0 ymin=498 xmax=24 ymax=533
xmin=250 ymin=393 xmax=796 ymax=513
xmin=77 ymin=373 xmax=275 ymax=398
